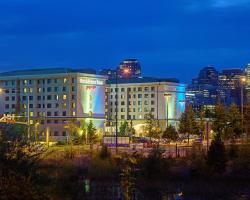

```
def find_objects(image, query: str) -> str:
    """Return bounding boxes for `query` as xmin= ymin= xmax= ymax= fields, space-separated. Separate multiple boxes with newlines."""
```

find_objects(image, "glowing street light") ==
xmin=114 ymin=68 xmax=131 ymax=153
xmin=164 ymin=93 xmax=172 ymax=127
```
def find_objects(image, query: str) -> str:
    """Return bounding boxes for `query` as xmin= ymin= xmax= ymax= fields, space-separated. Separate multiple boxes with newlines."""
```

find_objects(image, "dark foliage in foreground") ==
xmin=0 ymin=125 xmax=48 ymax=200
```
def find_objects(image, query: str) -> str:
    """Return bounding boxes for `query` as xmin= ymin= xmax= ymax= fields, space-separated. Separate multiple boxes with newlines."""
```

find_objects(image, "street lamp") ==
xmin=114 ymin=68 xmax=130 ymax=153
xmin=164 ymin=93 xmax=172 ymax=128
xmin=240 ymin=77 xmax=246 ymax=135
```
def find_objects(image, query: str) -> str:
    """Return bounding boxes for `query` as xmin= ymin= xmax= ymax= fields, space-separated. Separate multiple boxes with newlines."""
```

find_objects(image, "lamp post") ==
xmin=164 ymin=93 xmax=172 ymax=128
xmin=114 ymin=68 xmax=130 ymax=153
xmin=115 ymin=70 xmax=118 ymax=153
xmin=240 ymin=77 xmax=246 ymax=135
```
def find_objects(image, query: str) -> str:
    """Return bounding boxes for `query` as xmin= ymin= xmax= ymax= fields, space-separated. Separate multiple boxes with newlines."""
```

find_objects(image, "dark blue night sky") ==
xmin=0 ymin=0 xmax=250 ymax=83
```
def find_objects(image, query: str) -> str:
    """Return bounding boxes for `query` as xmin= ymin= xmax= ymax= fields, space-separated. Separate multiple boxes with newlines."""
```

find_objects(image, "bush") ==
xmin=207 ymin=137 xmax=227 ymax=174
xmin=99 ymin=145 xmax=111 ymax=160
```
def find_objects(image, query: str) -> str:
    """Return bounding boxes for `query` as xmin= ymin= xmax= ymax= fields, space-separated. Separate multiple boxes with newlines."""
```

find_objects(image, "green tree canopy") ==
xmin=179 ymin=105 xmax=199 ymax=144
xmin=144 ymin=112 xmax=161 ymax=139
xmin=87 ymin=120 xmax=98 ymax=145
xmin=225 ymin=104 xmax=242 ymax=140
xmin=119 ymin=121 xmax=129 ymax=136
xmin=162 ymin=125 xmax=178 ymax=141
xmin=244 ymin=103 xmax=250 ymax=138
xmin=212 ymin=103 xmax=227 ymax=139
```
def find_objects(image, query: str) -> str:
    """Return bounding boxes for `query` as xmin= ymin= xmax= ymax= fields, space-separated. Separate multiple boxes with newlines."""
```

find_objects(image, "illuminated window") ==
xmin=72 ymin=111 xmax=76 ymax=116
xmin=30 ymin=112 xmax=33 ymax=117
xmin=63 ymin=103 xmax=67 ymax=109
xmin=63 ymin=78 xmax=67 ymax=84
xmin=38 ymin=88 xmax=42 ymax=93
xmin=23 ymin=88 xmax=27 ymax=93
xmin=29 ymin=120 xmax=33 ymax=124
xmin=63 ymin=94 xmax=67 ymax=100
xmin=23 ymin=104 xmax=27 ymax=109
xmin=72 ymin=102 xmax=76 ymax=108
xmin=23 ymin=80 xmax=27 ymax=85
xmin=29 ymin=88 xmax=33 ymax=93
xmin=54 ymin=95 xmax=59 ymax=100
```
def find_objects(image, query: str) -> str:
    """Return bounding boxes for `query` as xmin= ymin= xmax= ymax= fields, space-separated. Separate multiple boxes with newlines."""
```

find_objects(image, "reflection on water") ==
xmin=81 ymin=180 xmax=249 ymax=200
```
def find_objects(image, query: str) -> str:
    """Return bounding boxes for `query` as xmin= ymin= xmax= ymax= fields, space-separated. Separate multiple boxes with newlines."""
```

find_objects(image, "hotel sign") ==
xmin=80 ymin=78 xmax=104 ymax=85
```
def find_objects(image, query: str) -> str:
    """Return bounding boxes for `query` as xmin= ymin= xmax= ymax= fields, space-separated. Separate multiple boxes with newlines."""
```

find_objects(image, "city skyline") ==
xmin=0 ymin=0 xmax=250 ymax=83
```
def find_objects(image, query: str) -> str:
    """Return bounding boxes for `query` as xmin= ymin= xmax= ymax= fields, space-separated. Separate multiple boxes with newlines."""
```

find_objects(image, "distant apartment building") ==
xmin=186 ymin=66 xmax=219 ymax=110
xmin=0 ymin=68 xmax=106 ymax=141
xmin=99 ymin=58 xmax=142 ymax=80
xmin=218 ymin=69 xmax=246 ymax=106
xmin=118 ymin=59 xmax=141 ymax=78
xmin=105 ymin=77 xmax=186 ymax=136
xmin=186 ymin=66 xmax=247 ymax=110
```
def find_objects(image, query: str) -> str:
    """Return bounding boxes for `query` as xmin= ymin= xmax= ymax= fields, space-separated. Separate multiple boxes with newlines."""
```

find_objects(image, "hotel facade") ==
xmin=0 ymin=68 xmax=106 ymax=141
xmin=105 ymin=77 xmax=186 ymax=136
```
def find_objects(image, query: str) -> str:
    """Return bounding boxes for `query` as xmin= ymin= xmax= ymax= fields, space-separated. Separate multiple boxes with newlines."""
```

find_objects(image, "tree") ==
xmin=0 ymin=127 xmax=49 ymax=199
xmin=207 ymin=134 xmax=227 ymax=174
xmin=87 ymin=120 xmax=98 ymax=151
xmin=119 ymin=121 xmax=129 ymax=136
xmin=162 ymin=125 xmax=178 ymax=141
xmin=244 ymin=103 xmax=250 ymax=138
xmin=179 ymin=105 xmax=199 ymax=145
xmin=212 ymin=103 xmax=227 ymax=140
xmin=197 ymin=107 xmax=206 ymax=139
xmin=144 ymin=112 xmax=161 ymax=139
xmin=78 ymin=120 xmax=88 ymax=144
xmin=225 ymin=104 xmax=242 ymax=140
xmin=64 ymin=120 xmax=79 ymax=158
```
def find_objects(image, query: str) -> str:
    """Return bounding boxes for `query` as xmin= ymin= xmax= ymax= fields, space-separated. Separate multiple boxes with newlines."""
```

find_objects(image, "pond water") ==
xmin=80 ymin=180 xmax=250 ymax=200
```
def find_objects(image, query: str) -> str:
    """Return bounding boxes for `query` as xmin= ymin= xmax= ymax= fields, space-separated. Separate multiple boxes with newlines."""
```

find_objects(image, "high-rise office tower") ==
xmin=118 ymin=59 xmax=141 ymax=78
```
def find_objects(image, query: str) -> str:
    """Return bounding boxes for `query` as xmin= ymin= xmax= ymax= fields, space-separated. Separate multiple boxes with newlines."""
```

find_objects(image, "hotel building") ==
xmin=0 ymin=68 xmax=107 ymax=141
xmin=105 ymin=77 xmax=186 ymax=135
